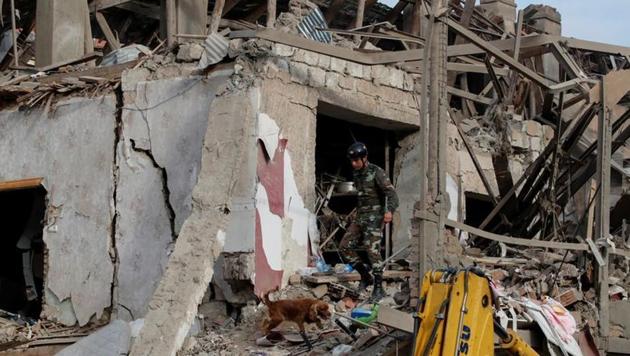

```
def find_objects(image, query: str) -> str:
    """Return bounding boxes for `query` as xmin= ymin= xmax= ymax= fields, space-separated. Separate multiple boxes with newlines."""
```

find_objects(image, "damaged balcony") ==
xmin=0 ymin=0 xmax=628 ymax=355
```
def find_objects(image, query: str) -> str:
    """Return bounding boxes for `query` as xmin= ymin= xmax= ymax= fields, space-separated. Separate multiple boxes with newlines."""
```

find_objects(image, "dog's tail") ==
xmin=261 ymin=287 xmax=279 ymax=306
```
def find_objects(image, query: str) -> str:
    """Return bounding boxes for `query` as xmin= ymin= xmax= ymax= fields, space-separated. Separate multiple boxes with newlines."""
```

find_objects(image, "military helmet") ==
xmin=347 ymin=142 xmax=368 ymax=159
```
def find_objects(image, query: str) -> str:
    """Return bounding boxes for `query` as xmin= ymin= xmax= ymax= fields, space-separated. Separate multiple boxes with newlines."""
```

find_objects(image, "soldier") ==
xmin=340 ymin=142 xmax=399 ymax=301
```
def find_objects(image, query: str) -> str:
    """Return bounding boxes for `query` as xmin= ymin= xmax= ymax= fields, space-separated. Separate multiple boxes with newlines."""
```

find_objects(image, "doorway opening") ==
xmin=464 ymin=191 xmax=494 ymax=228
xmin=315 ymin=113 xmax=403 ymax=265
xmin=0 ymin=179 xmax=46 ymax=320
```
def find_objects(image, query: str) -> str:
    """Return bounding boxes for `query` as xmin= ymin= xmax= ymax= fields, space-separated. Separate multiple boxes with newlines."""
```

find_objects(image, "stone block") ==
xmin=477 ymin=152 xmax=495 ymax=171
xmin=346 ymin=62 xmax=363 ymax=78
xmin=543 ymin=125 xmax=555 ymax=141
xmin=362 ymin=66 xmax=372 ymax=81
xmin=273 ymin=43 xmax=296 ymax=57
xmin=338 ymin=75 xmax=356 ymax=91
xmin=317 ymin=54 xmax=331 ymax=69
xmin=325 ymin=72 xmax=340 ymax=88
xmin=511 ymin=129 xmax=529 ymax=149
xmin=276 ymin=69 xmax=292 ymax=84
xmin=523 ymin=120 xmax=542 ymax=137
xmin=356 ymin=79 xmax=375 ymax=95
xmin=374 ymin=85 xmax=399 ymax=103
xmin=403 ymin=73 xmax=415 ymax=91
xmin=292 ymin=48 xmax=307 ymax=62
xmin=121 ymin=68 xmax=150 ymax=92
xmin=303 ymin=51 xmax=320 ymax=66
xmin=308 ymin=67 xmax=326 ymax=88
xmin=530 ymin=137 xmax=542 ymax=151
xmin=372 ymin=65 xmax=390 ymax=86
xmin=509 ymin=159 xmax=524 ymax=180
xmin=289 ymin=62 xmax=309 ymax=85
xmin=390 ymin=69 xmax=405 ymax=89
xmin=227 ymin=39 xmax=243 ymax=58
xmin=330 ymin=58 xmax=347 ymax=73
xmin=177 ymin=43 xmax=204 ymax=62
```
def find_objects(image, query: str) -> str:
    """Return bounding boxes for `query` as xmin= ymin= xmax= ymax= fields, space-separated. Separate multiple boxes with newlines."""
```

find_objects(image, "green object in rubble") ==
xmin=356 ymin=304 xmax=379 ymax=324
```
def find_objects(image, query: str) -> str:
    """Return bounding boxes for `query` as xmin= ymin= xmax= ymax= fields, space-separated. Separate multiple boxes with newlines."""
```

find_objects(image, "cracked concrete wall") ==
xmin=115 ymin=69 xmax=233 ymax=319
xmin=0 ymin=96 xmax=117 ymax=326
xmin=130 ymin=82 xmax=252 ymax=356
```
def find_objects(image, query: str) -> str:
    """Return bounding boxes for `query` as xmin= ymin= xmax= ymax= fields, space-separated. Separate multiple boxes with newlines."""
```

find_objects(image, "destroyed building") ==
xmin=0 ymin=0 xmax=629 ymax=355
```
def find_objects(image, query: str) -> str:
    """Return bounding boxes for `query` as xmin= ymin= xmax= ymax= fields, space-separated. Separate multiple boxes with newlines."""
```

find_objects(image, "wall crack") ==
xmin=129 ymin=139 xmax=178 ymax=240
xmin=109 ymin=89 xmax=123 ymax=318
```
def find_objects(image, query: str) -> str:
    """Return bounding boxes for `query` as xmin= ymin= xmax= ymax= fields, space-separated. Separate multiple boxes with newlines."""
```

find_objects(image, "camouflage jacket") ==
xmin=352 ymin=162 xmax=399 ymax=214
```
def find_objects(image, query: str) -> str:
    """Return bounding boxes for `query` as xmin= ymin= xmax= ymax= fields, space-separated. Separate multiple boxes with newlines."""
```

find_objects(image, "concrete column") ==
xmin=479 ymin=0 xmax=516 ymax=34
xmin=35 ymin=0 xmax=90 ymax=67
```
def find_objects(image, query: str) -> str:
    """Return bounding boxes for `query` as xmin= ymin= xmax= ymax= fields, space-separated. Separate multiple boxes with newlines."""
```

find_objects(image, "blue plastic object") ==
xmin=315 ymin=257 xmax=331 ymax=272
xmin=350 ymin=308 xmax=372 ymax=319
xmin=344 ymin=264 xmax=354 ymax=273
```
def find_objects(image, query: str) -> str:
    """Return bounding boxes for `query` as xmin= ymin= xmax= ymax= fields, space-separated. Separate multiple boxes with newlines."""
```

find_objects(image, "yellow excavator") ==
xmin=413 ymin=268 xmax=539 ymax=356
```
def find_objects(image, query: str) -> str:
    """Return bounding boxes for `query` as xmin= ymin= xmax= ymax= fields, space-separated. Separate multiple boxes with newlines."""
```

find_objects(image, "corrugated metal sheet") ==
xmin=297 ymin=7 xmax=332 ymax=43
xmin=198 ymin=33 xmax=229 ymax=68
xmin=100 ymin=44 xmax=150 ymax=66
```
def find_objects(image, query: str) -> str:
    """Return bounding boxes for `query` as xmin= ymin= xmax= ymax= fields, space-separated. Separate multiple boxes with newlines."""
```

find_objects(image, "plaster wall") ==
xmin=0 ymin=96 xmax=117 ymax=326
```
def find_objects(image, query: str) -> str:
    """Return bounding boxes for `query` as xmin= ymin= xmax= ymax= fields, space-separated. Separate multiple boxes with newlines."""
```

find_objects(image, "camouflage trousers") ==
xmin=339 ymin=211 xmax=383 ymax=270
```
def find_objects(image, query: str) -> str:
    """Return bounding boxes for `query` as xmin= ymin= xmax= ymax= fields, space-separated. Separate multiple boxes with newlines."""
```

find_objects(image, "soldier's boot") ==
xmin=370 ymin=269 xmax=385 ymax=302
xmin=353 ymin=263 xmax=373 ymax=291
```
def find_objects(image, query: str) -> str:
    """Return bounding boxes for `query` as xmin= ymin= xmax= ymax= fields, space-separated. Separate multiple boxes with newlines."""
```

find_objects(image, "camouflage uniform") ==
xmin=339 ymin=162 xmax=399 ymax=271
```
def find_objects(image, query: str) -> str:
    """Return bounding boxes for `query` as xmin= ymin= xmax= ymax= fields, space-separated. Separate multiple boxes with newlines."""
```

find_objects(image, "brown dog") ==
xmin=261 ymin=293 xmax=331 ymax=349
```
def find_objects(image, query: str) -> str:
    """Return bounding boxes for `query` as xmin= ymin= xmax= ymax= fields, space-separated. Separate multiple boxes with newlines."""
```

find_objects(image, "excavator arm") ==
xmin=413 ymin=268 xmax=539 ymax=356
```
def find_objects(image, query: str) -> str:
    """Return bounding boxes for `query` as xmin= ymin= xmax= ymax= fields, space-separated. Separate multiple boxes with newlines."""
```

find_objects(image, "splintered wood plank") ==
xmin=95 ymin=12 xmax=121 ymax=50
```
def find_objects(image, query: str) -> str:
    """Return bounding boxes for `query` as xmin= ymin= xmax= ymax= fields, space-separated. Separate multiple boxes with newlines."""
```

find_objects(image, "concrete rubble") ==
xmin=0 ymin=0 xmax=628 ymax=355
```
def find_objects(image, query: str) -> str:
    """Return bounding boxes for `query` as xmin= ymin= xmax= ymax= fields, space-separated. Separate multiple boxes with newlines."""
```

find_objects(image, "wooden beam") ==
xmin=209 ymin=0 xmax=225 ymax=33
xmin=89 ymin=0 xmax=132 ymax=12
xmin=513 ymin=10 xmax=524 ymax=60
xmin=442 ymin=218 xmax=590 ymax=251
xmin=447 ymin=18 xmax=555 ymax=89
xmin=550 ymin=41 xmax=586 ymax=79
xmin=325 ymin=0 xmax=345 ymax=25
xmin=459 ymin=0 xmax=475 ymax=28
xmin=450 ymin=110 xmax=498 ymax=201
xmin=9 ymin=0 xmax=18 ymax=67
xmin=95 ymin=12 xmax=121 ymax=50
xmin=484 ymin=55 xmax=505 ymax=100
xmin=477 ymin=140 xmax=556 ymax=231
xmin=410 ymin=0 xmax=422 ymax=41
xmin=384 ymin=1 xmax=408 ymax=24
xmin=222 ymin=0 xmax=242 ymax=15
xmin=354 ymin=0 xmax=366 ymax=29
xmin=0 ymin=178 xmax=43 ymax=192
xmin=230 ymin=29 xmax=424 ymax=65
xmin=266 ymin=0 xmax=276 ymax=28
xmin=595 ymin=76 xmax=612 ymax=342
xmin=165 ymin=0 xmax=177 ymax=45
xmin=447 ymin=86 xmax=494 ymax=105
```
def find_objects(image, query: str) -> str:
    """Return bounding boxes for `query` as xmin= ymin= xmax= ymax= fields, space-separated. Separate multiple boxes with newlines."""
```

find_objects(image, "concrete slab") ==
xmin=57 ymin=320 xmax=131 ymax=356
